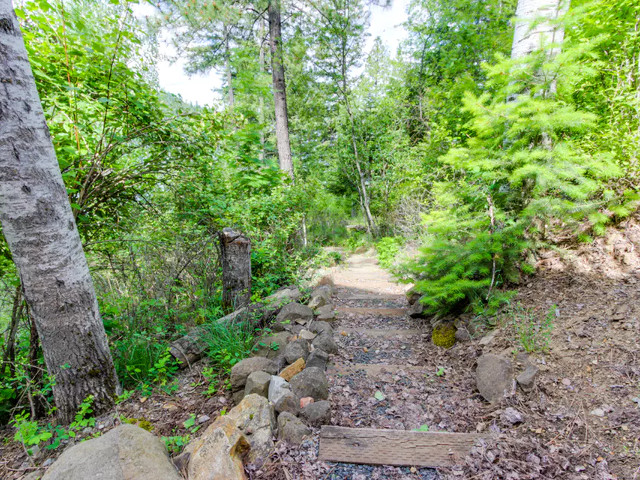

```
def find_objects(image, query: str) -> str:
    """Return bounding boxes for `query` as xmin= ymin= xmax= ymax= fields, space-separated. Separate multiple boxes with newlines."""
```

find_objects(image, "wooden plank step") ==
xmin=319 ymin=426 xmax=482 ymax=467
xmin=335 ymin=293 xmax=405 ymax=301
xmin=342 ymin=328 xmax=422 ymax=337
xmin=336 ymin=306 xmax=406 ymax=316
xmin=328 ymin=363 xmax=429 ymax=376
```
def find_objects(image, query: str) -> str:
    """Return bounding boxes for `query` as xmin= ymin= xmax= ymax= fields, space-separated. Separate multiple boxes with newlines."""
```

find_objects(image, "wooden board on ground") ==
xmin=319 ymin=426 xmax=482 ymax=467
xmin=336 ymin=306 xmax=406 ymax=316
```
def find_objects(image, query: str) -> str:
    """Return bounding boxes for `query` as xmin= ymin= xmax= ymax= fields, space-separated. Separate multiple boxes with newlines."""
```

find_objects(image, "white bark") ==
xmin=0 ymin=3 xmax=118 ymax=423
xmin=511 ymin=0 xmax=568 ymax=60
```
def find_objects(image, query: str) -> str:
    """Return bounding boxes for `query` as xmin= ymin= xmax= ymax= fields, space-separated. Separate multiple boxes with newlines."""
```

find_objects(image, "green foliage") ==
xmin=200 ymin=321 xmax=257 ymax=373
xmin=508 ymin=303 xmax=556 ymax=353
xmin=162 ymin=434 xmax=191 ymax=454
xmin=376 ymin=237 xmax=404 ymax=270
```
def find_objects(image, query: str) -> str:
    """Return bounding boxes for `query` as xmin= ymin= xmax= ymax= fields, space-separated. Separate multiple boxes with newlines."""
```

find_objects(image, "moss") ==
xmin=432 ymin=323 xmax=456 ymax=349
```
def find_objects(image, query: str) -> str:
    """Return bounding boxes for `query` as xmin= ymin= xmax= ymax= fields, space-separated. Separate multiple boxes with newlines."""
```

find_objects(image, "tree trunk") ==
xmin=259 ymin=18 xmax=266 ymax=162
xmin=268 ymin=0 xmax=293 ymax=178
xmin=346 ymin=106 xmax=375 ymax=236
xmin=511 ymin=0 xmax=567 ymax=61
xmin=0 ymin=5 xmax=118 ymax=423
xmin=220 ymin=228 xmax=251 ymax=313
xmin=224 ymin=24 xmax=234 ymax=108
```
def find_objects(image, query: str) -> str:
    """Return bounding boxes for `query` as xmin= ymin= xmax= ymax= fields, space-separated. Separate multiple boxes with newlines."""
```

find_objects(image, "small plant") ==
xmin=183 ymin=413 xmax=201 ymax=434
xmin=201 ymin=321 xmax=256 ymax=372
xmin=509 ymin=302 xmax=556 ymax=353
xmin=12 ymin=412 xmax=52 ymax=455
xmin=376 ymin=237 xmax=404 ymax=270
xmin=162 ymin=434 xmax=190 ymax=454
xmin=435 ymin=366 xmax=446 ymax=377
xmin=414 ymin=424 xmax=430 ymax=432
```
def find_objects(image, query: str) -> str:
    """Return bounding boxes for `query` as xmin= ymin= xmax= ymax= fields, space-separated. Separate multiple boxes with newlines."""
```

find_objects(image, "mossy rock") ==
xmin=432 ymin=323 xmax=456 ymax=349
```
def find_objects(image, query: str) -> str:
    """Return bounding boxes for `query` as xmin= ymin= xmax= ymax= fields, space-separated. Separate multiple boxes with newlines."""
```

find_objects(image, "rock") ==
xmin=244 ymin=371 xmax=271 ymax=398
xmin=290 ymin=367 xmax=329 ymax=400
xmin=299 ymin=329 xmax=316 ymax=341
xmin=275 ymin=303 xmax=313 ymax=326
xmin=455 ymin=328 xmax=471 ymax=342
xmin=232 ymin=390 xmax=245 ymax=404
xmin=408 ymin=297 xmax=427 ymax=318
xmin=300 ymin=400 xmax=331 ymax=426
xmin=516 ymin=364 xmax=539 ymax=392
xmin=252 ymin=331 xmax=290 ymax=359
xmin=265 ymin=286 xmax=302 ymax=306
xmin=476 ymin=354 xmax=514 ymax=403
xmin=284 ymin=339 xmax=310 ymax=364
xmin=231 ymin=357 xmax=277 ymax=391
xmin=309 ymin=320 xmax=333 ymax=334
xmin=274 ymin=390 xmax=299 ymax=415
xmin=306 ymin=349 xmax=329 ymax=370
xmin=277 ymin=412 xmax=311 ymax=445
xmin=41 ymin=424 xmax=181 ymax=480
xmin=591 ymin=408 xmax=605 ymax=417
xmin=197 ymin=414 xmax=210 ymax=425
xmin=225 ymin=394 xmax=276 ymax=464
xmin=406 ymin=287 xmax=421 ymax=306
xmin=187 ymin=416 xmax=249 ymax=480
xmin=279 ymin=358 xmax=306 ymax=382
xmin=308 ymin=286 xmax=331 ymax=310
xmin=312 ymin=331 xmax=338 ymax=354
xmin=315 ymin=304 xmax=336 ymax=321
xmin=300 ymin=397 xmax=314 ymax=409
xmin=478 ymin=329 xmax=499 ymax=346
xmin=268 ymin=376 xmax=292 ymax=405
xmin=501 ymin=407 xmax=524 ymax=425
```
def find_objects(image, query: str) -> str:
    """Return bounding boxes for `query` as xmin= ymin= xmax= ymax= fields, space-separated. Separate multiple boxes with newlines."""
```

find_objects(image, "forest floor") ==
xmin=2 ymin=222 xmax=640 ymax=479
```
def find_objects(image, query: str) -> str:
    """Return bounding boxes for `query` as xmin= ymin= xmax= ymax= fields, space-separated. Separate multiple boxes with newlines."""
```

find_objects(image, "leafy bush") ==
xmin=200 ymin=321 xmax=257 ymax=373
xmin=375 ymin=237 xmax=404 ymax=269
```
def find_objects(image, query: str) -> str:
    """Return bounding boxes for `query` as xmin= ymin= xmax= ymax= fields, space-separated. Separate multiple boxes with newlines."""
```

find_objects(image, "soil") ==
xmin=2 ymin=219 xmax=640 ymax=479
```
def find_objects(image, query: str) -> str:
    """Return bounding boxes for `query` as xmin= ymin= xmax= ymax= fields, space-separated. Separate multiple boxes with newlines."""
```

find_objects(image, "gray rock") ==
xmin=308 ymin=286 xmax=331 ymax=310
xmin=274 ymin=390 xmax=299 ymax=415
xmin=315 ymin=304 xmax=336 ymax=321
xmin=312 ymin=331 xmax=338 ymax=354
xmin=225 ymin=394 xmax=276 ymax=464
xmin=252 ymin=331 xmax=291 ymax=359
xmin=408 ymin=297 xmax=427 ymax=318
xmin=455 ymin=328 xmax=471 ymax=342
xmin=309 ymin=320 xmax=333 ymax=334
xmin=516 ymin=364 xmax=539 ymax=392
xmin=265 ymin=286 xmax=302 ymax=306
xmin=275 ymin=303 xmax=313 ymax=325
xmin=268 ymin=375 xmax=292 ymax=405
xmin=406 ymin=286 xmax=421 ymax=306
xmin=306 ymin=349 xmax=329 ymax=370
xmin=290 ymin=367 xmax=329 ymax=400
xmin=277 ymin=412 xmax=311 ymax=445
xmin=501 ymin=407 xmax=524 ymax=425
xmin=41 ymin=424 xmax=181 ymax=480
xmin=230 ymin=357 xmax=277 ymax=391
xmin=476 ymin=354 xmax=514 ymax=403
xmin=284 ymin=338 xmax=310 ymax=364
xmin=299 ymin=329 xmax=316 ymax=341
xmin=478 ymin=329 xmax=499 ymax=346
xmin=301 ymin=400 xmax=331 ymax=426
xmin=244 ymin=371 xmax=271 ymax=398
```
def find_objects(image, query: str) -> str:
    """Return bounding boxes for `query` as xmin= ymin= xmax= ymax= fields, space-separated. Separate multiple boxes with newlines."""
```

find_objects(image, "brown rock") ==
xmin=300 ymin=397 xmax=314 ymax=409
xmin=279 ymin=358 xmax=306 ymax=382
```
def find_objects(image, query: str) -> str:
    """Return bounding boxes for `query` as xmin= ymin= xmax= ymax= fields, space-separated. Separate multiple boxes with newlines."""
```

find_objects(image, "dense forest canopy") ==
xmin=0 ymin=0 xmax=639 ymax=471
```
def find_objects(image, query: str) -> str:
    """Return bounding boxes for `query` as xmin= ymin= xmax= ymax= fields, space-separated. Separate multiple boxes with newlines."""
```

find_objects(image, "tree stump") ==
xmin=220 ymin=228 xmax=252 ymax=313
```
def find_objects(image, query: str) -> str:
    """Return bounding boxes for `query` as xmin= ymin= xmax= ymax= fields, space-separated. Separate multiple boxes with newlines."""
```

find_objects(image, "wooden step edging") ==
xmin=336 ymin=306 xmax=406 ymax=316
xmin=327 ymin=363 xmax=430 ymax=376
xmin=318 ymin=426 xmax=483 ymax=467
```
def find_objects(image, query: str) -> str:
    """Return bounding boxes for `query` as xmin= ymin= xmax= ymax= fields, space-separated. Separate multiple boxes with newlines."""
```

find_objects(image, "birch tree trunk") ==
xmin=511 ymin=0 xmax=567 ymax=60
xmin=0 ymin=4 xmax=118 ymax=423
xmin=268 ymin=0 xmax=294 ymax=178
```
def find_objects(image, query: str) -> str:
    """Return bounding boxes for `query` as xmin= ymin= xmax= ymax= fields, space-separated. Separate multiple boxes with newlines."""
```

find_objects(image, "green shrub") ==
xmin=200 ymin=321 xmax=257 ymax=373
xmin=376 ymin=237 xmax=404 ymax=269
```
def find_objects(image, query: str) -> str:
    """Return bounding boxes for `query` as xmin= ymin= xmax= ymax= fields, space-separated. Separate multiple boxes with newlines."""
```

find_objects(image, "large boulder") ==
xmin=476 ymin=354 xmax=514 ymax=403
xmin=277 ymin=412 xmax=311 ymax=445
xmin=275 ymin=303 xmax=313 ymax=326
xmin=252 ymin=331 xmax=291 ymax=359
xmin=187 ymin=416 xmax=249 ymax=480
xmin=186 ymin=416 xmax=251 ymax=480
xmin=268 ymin=376 xmax=291 ymax=405
xmin=225 ymin=394 xmax=276 ymax=464
xmin=41 ymin=424 xmax=181 ymax=480
xmin=231 ymin=357 xmax=277 ymax=391
xmin=309 ymin=320 xmax=333 ymax=335
xmin=408 ymin=296 xmax=427 ymax=318
xmin=284 ymin=339 xmax=310 ymax=364
xmin=290 ymin=367 xmax=329 ymax=401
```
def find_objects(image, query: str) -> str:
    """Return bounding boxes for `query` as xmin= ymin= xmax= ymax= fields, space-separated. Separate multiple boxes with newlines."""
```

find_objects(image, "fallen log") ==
xmin=169 ymin=286 xmax=301 ymax=367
